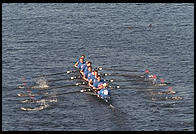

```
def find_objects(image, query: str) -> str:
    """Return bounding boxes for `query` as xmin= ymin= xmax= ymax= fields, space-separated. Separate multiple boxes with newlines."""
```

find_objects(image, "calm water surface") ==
xmin=2 ymin=3 xmax=194 ymax=131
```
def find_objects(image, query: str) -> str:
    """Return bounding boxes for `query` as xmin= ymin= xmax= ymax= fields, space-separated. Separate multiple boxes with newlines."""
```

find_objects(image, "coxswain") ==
xmin=97 ymin=83 xmax=111 ymax=100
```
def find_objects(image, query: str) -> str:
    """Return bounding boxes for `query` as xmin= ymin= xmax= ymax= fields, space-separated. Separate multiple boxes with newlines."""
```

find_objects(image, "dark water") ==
xmin=2 ymin=3 xmax=194 ymax=131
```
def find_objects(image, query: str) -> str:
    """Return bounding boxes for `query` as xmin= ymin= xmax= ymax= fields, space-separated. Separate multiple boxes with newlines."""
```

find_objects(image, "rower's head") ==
xmin=81 ymin=55 xmax=85 ymax=59
xmin=97 ymin=75 xmax=101 ymax=81
xmin=88 ymin=66 xmax=92 ymax=72
xmin=86 ymin=61 xmax=91 ymax=67
xmin=94 ymin=70 xmax=98 ymax=77
xmin=92 ymin=69 xmax=95 ymax=75
xmin=79 ymin=58 xmax=84 ymax=63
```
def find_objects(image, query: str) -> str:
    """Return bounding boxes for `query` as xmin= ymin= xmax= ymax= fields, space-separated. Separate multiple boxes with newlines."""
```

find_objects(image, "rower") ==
xmin=74 ymin=57 xmax=85 ymax=70
xmin=76 ymin=55 xmax=85 ymax=64
xmin=74 ymin=55 xmax=85 ymax=69
xmin=92 ymin=75 xmax=106 ymax=90
xmin=83 ymin=66 xmax=92 ymax=81
xmin=80 ymin=61 xmax=92 ymax=76
xmin=97 ymin=83 xmax=111 ymax=100
xmin=88 ymin=70 xmax=98 ymax=88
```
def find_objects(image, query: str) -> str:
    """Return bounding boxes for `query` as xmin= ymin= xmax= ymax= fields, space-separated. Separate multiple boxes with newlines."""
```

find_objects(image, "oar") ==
xmin=110 ymin=85 xmax=176 ymax=94
xmin=48 ymin=82 xmax=87 ymax=90
xmin=106 ymin=79 xmax=149 ymax=83
xmin=97 ymin=67 xmax=143 ymax=72
xmin=20 ymin=96 xmax=58 ymax=103
xmin=21 ymin=70 xmax=78 ymax=80
xmin=17 ymin=89 xmax=51 ymax=97
xmin=18 ymin=76 xmax=81 ymax=89
xmin=101 ymin=73 xmax=144 ymax=78
xmin=103 ymin=73 xmax=171 ymax=85
xmin=18 ymin=84 xmax=49 ymax=89
xmin=47 ymin=76 xmax=81 ymax=82
xmin=106 ymin=79 xmax=171 ymax=86
xmin=56 ymin=89 xmax=91 ymax=96
xmin=108 ymin=85 xmax=160 ymax=90
xmin=20 ymin=89 xmax=92 ymax=102
xmin=17 ymin=81 xmax=86 ymax=93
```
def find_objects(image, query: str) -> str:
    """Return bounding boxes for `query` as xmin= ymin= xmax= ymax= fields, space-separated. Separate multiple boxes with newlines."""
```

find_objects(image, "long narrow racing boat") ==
xmin=78 ymin=70 xmax=112 ymax=104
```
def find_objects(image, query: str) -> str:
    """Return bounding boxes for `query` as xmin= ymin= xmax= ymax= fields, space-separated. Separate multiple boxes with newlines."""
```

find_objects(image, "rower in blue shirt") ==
xmin=83 ymin=66 xmax=92 ymax=81
xmin=87 ymin=69 xmax=94 ymax=81
xmin=88 ymin=70 xmax=98 ymax=88
xmin=74 ymin=55 xmax=85 ymax=69
xmin=74 ymin=57 xmax=85 ymax=70
xmin=84 ymin=61 xmax=91 ymax=73
xmin=92 ymin=75 xmax=106 ymax=90
xmin=80 ymin=61 xmax=91 ymax=76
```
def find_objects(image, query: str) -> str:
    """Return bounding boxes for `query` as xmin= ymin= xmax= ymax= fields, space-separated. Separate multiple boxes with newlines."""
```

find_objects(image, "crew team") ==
xmin=74 ymin=55 xmax=111 ymax=97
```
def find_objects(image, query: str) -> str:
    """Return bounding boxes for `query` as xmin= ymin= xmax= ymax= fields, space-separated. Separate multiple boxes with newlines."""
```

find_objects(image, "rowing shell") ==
xmin=78 ymin=71 xmax=114 ymax=108
xmin=82 ymin=88 xmax=114 ymax=109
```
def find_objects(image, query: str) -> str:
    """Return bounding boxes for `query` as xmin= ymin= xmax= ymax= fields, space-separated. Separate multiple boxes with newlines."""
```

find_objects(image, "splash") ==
xmin=36 ymin=78 xmax=49 ymax=89
xmin=20 ymin=104 xmax=49 ymax=111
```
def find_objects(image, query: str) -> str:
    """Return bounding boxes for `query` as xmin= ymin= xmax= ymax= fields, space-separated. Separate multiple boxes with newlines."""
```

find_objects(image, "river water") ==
xmin=2 ymin=3 xmax=194 ymax=131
